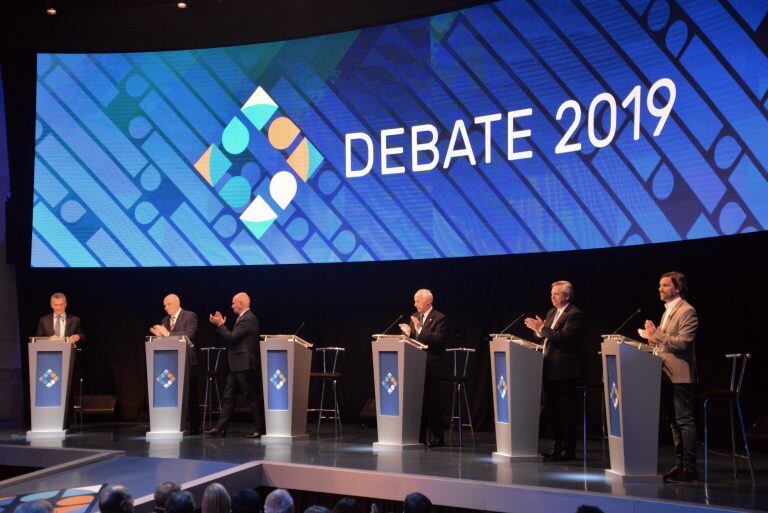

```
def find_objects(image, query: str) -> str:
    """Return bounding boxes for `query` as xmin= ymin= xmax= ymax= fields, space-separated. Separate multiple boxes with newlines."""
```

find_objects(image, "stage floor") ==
xmin=0 ymin=422 xmax=765 ymax=512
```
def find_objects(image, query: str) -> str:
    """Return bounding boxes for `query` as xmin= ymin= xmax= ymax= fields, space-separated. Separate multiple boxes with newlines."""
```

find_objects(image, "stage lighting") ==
xmin=45 ymin=0 xmax=57 ymax=15
xmin=177 ymin=1 xmax=188 ymax=8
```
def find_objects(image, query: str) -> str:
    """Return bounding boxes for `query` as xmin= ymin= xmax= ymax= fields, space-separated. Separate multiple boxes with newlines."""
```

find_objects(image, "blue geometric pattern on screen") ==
xmin=32 ymin=0 xmax=768 ymax=267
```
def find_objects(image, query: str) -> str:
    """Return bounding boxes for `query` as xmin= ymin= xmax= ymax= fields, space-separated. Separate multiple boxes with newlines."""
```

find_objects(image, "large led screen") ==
xmin=33 ymin=0 xmax=768 ymax=267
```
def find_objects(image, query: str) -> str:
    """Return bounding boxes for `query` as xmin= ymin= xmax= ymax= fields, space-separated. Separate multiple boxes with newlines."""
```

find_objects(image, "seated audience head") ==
xmin=15 ymin=500 xmax=53 ymax=513
xmin=165 ymin=491 xmax=195 ymax=513
xmin=332 ymin=498 xmax=361 ymax=513
xmin=264 ymin=489 xmax=293 ymax=513
xmin=154 ymin=482 xmax=182 ymax=512
xmin=304 ymin=507 xmax=331 ymax=513
xmin=232 ymin=489 xmax=262 ymax=513
xmin=575 ymin=507 xmax=604 ymax=513
xmin=202 ymin=483 xmax=231 ymax=513
xmin=403 ymin=493 xmax=431 ymax=513
xmin=99 ymin=485 xmax=134 ymax=513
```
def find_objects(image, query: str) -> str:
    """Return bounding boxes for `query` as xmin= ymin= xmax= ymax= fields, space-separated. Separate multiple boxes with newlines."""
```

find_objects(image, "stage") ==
xmin=0 ymin=423 xmax=764 ymax=513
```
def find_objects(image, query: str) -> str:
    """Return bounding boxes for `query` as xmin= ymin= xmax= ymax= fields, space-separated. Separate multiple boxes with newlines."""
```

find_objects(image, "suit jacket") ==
xmin=217 ymin=309 xmax=260 ymax=373
xmin=536 ymin=304 xmax=584 ymax=381
xmin=36 ymin=313 xmax=85 ymax=343
xmin=652 ymin=299 xmax=697 ymax=384
xmin=162 ymin=309 xmax=198 ymax=367
xmin=408 ymin=309 xmax=447 ymax=380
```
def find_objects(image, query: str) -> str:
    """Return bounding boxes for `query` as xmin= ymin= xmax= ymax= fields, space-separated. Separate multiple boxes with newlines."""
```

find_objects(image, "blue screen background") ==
xmin=32 ymin=0 xmax=768 ymax=267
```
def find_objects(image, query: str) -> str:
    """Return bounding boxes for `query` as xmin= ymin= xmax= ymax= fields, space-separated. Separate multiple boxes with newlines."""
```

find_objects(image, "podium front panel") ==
xmin=153 ymin=350 xmax=180 ymax=408
xmin=35 ymin=351 xmax=64 ymax=407
xmin=605 ymin=355 xmax=621 ymax=438
xmin=266 ymin=350 xmax=289 ymax=411
xmin=378 ymin=351 xmax=399 ymax=417
xmin=493 ymin=351 xmax=509 ymax=424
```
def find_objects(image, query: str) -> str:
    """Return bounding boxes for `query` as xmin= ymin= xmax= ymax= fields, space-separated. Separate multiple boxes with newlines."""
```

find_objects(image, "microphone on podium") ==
xmin=381 ymin=314 xmax=403 ymax=334
xmin=610 ymin=308 xmax=642 ymax=336
xmin=292 ymin=321 xmax=306 ymax=338
xmin=498 ymin=312 xmax=526 ymax=335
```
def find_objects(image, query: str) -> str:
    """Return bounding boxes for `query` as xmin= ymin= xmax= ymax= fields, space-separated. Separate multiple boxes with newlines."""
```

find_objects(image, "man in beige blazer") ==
xmin=640 ymin=271 xmax=698 ymax=482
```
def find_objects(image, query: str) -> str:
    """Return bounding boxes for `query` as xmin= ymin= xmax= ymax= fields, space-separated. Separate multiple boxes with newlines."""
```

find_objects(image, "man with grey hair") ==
xmin=150 ymin=294 xmax=201 ymax=434
xmin=525 ymin=280 xmax=584 ymax=461
xmin=36 ymin=292 xmax=84 ymax=344
xmin=206 ymin=292 xmax=265 ymax=438
xmin=99 ymin=485 xmax=134 ymax=513
xmin=264 ymin=489 xmax=293 ymax=513
xmin=400 ymin=288 xmax=448 ymax=447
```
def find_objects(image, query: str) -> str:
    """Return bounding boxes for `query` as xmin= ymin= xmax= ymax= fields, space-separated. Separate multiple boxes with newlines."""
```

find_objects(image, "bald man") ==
xmin=150 ymin=294 xmax=200 ymax=433
xmin=205 ymin=292 xmax=264 ymax=438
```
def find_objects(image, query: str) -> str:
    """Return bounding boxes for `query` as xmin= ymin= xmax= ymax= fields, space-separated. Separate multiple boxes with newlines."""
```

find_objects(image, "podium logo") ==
xmin=193 ymin=86 xmax=324 ymax=240
xmin=497 ymin=375 xmax=507 ymax=400
xmin=381 ymin=372 xmax=397 ymax=395
xmin=609 ymin=381 xmax=620 ymax=409
xmin=38 ymin=369 xmax=59 ymax=388
xmin=156 ymin=369 xmax=176 ymax=389
xmin=270 ymin=369 xmax=287 ymax=390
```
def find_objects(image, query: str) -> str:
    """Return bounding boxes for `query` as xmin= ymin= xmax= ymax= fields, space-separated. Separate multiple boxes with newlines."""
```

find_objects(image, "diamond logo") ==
xmin=155 ymin=369 xmax=176 ymax=389
xmin=38 ymin=369 xmax=59 ymax=388
xmin=497 ymin=375 xmax=507 ymax=399
xmin=381 ymin=372 xmax=397 ymax=395
xmin=270 ymin=369 xmax=287 ymax=390
xmin=610 ymin=381 xmax=620 ymax=409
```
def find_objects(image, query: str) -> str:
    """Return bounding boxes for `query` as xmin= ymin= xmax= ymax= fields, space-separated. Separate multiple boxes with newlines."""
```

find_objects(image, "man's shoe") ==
xmin=426 ymin=437 xmax=445 ymax=448
xmin=667 ymin=468 xmax=698 ymax=483
xmin=244 ymin=431 xmax=263 ymax=439
xmin=204 ymin=428 xmax=226 ymax=438
xmin=663 ymin=465 xmax=683 ymax=481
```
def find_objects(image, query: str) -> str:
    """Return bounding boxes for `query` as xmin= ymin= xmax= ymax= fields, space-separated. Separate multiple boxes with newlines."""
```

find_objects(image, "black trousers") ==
xmin=544 ymin=378 xmax=579 ymax=450
xmin=421 ymin=360 xmax=446 ymax=442
xmin=661 ymin=382 xmax=697 ymax=470
xmin=215 ymin=369 xmax=265 ymax=432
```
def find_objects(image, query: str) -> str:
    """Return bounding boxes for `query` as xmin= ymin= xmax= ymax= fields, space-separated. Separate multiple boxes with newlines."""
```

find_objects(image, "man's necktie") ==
xmin=169 ymin=315 xmax=176 ymax=331
xmin=55 ymin=315 xmax=62 ymax=338
xmin=419 ymin=313 xmax=425 ymax=326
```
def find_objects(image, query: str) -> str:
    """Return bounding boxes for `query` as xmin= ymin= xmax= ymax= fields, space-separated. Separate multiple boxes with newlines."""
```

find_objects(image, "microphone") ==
xmin=381 ymin=314 xmax=403 ymax=334
xmin=292 ymin=321 xmax=306 ymax=338
xmin=611 ymin=308 xmax=642 ymax=336
xmin=498 ymin=312 xmax=526 ymax=335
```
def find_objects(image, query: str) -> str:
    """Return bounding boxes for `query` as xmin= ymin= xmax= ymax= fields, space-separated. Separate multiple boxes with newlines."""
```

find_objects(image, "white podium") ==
xmin=371 ymin=334 xmax=427 ymax=451
xmin=145 ymin=336 xmax=190 ymax=440
xmin=489 ymin=334 xmax=544 ymax=461
xmin=27 ymin=337 xmax=76 ymax=440
xmin=260 ymin=334 xmax=313 ymax=442
xmin=601 ymin=335 xmax=663 ymax=482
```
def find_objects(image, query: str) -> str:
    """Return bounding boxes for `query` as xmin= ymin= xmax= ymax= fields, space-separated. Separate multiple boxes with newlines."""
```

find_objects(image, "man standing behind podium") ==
xmin=36 ymin=292 xmax=84 ymax=344
xmin=205 ymin=292 xmax=265 ymax=438
xmin=639 ymin=271 xmax=698 ymax=483
xmin=149 ymin=294 xmax=201 ymax=434
xmin=524 ymin=281 xmax=584 ymax=461
xmin=399 ymin=289 xmax=447 ymax=448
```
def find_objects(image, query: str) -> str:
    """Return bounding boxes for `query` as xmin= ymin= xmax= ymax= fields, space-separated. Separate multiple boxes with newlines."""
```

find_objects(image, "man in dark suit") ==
xmin=400 ymin=289 xmax=447 ymax=448
xmin=525 ymin=280 xmax=584 ymax=461
xmin=150 ymin=294 xmax=200 ymax=434
xmin=205 ymin=292 xmax=265 ymax=438
xmin=640 ymin=271 xmax=698 ymax=482
xmin=36 ymin=292 xmax=84 ymax=343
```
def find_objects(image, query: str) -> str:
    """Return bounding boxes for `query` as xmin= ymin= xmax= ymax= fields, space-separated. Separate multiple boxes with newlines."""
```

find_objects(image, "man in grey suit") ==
xmin=204 ymin=292 xmax=265 ymax=438
xmin=150 ymin=294 xmax=200 ymax=433
xmin=640 ymin=271 xmax=698 ymax=482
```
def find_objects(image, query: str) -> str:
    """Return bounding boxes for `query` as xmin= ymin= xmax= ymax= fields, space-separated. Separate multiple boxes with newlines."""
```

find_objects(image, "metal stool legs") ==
xmin=201 ymin=348 xmax=224 ymax=432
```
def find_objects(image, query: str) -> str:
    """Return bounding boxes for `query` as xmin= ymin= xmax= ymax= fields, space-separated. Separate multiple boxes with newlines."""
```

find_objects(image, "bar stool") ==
xmin=200 ymin=347 xmax=226 ymax=431
xmin=308 ymin=347 xmax=344 ymax=436
xmin=576 ymin=380 xmax=606 ymax=462
xmin=696 ymin=353 xmax=754 ymax=483
xmin=445 ymin=347 xmax=475 ymax=446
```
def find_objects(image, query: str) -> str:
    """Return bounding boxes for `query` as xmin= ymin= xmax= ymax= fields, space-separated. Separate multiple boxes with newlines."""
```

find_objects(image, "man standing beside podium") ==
xmin=149 ymin=294 xmax=201 ymax=434
xmin=399 ymin=289 xmax=447 ymax=448
xmin=640 ymin=271 xmax=698 ymax=483
xmin=36 ymin=292 xmax=84 ymax=344
xmin=205 ymin=292 xmax=265 ymax=438
xmin=524 ymin=281 xmax=584 ymax=461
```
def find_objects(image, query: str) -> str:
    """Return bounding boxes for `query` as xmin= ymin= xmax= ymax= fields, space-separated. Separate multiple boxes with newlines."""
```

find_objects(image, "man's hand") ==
xmin=399 ymin=323 xmax=411 ymax=336
xmin=150 ymin=324 xmax=170 ymax=337
xmin=209 ymin=311 xmax=226 ymax=327
xmin=69 ymin=334 xmax=81 ymax=344
xmin=410 ymin=315 xmax=421 ymax=331
xmin=644 ymin=319 xmax=657 ymax=340
xmin=524 ymin=315 xmax=545 ymax=333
